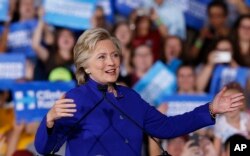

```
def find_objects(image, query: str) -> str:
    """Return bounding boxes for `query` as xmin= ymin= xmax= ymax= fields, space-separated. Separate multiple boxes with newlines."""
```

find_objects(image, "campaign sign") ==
xmin=114 ymin=0 xmax=144 ymax=17
xmin=184 ymin=0 xmax=212 ymax=30
xmin=12 ymin=81 xmax=75 ymax=123
xmin=133 ymin=61 xmax=176 ymax=106
xmin=0 ymin=0 xmax=8 ymax=21
xmin=44 ymin=0 xmax=97 ymax=30
xmin=209 ymin=65 xmax=250 ymax=95
xmin=157 ymin=94 xmax=213 ymax=116
xmin=0 ymin=53 xmax=25 ymax=80
xmin=8 ymin=19 xmax=38 ymax=58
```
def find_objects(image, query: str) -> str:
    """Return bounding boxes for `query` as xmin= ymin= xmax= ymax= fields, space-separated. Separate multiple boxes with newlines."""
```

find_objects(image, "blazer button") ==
xmin=119 ymin=115 xmax=124 ymax=120
xmin=125 ymin=139 xmax=129 ymax=144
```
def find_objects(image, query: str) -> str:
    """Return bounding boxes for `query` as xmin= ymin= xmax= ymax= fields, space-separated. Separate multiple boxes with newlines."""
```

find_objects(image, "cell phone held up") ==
xmin=213 ymin=51 xmax=232 ymax=64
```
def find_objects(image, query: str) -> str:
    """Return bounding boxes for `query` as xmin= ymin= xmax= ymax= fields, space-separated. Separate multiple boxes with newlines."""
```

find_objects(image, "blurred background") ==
xmin=0 ymin=0 xmax=250 ymax=156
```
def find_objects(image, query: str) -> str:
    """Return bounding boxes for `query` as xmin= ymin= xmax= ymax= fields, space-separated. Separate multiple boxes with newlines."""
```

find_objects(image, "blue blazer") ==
xmin=35 ymin=78 xmax=215 ymax=156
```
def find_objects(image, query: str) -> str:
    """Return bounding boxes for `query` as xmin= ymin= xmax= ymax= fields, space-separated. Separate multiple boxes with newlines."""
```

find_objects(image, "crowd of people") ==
xmin=0 ymin=0 xmax=250 ymax=156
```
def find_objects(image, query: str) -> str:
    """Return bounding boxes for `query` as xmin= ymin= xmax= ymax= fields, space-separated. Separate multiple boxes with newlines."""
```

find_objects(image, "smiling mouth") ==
xmin=105 ymin=69 xmax=116 ymax=75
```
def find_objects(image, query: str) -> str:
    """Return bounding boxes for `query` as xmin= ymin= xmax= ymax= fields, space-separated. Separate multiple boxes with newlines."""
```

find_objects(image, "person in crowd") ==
xmin=0 ymin=90 xmax=38 ymax=156
xmin=232 ymin=14 xmax=250 ymax=67
xmin=214 ymin=82 xmax=250 ymax=155
xmin=149 ymin=64 xmax=201 ymax=156
xmin=129 ymin=44 xmax=154 ymax=86
xmin=91 ymin=5 xmax=111 ymax=31
xmin=180 ymin=135 xmax=218 ymax=156
xmin=132 ymin=10 xmax=167 ymax=60
xmin=143 ymin=0 xmax=186 ymax=39
xmin=112 ymin=21 xmax=133 ymax=84
xmin=32 ymin=8 xmax=76 ymax=81
xmin=0 ymin=0 xmax=36 ymax=53
xmin=161 ymin=36 xmax=184 ymax=73
xmin=176 ymin=64 xmax=198 ymax=94
xmin=196 ymin=37 xmax=238 ymax=93
xmin=34 ymin=28 xmax=244 ymax=156
xmin=191 ymin=1 xmax=230 ymax=64
xmin=0 ymin=0 xmax=37 ymax=80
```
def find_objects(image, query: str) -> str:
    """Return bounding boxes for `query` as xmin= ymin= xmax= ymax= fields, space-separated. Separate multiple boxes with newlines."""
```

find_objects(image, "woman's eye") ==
xmin=98 ymin=56 xmax=105 ymax=59
xmin=113 ymin=53 xmax=119 ymax=58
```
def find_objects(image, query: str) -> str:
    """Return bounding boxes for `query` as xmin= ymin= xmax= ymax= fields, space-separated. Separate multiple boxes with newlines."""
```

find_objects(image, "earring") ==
xmin=85 ymin=70 xmax=90 ymax=74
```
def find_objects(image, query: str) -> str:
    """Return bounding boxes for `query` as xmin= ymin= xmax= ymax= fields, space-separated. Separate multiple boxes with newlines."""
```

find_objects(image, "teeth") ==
xmin=106 ymin=69 xmax=115 ymax=73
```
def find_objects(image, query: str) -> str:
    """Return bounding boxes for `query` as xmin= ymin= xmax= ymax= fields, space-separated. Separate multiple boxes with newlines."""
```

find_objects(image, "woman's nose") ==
xmin=106 ymin=56 xmax=115 ymax=66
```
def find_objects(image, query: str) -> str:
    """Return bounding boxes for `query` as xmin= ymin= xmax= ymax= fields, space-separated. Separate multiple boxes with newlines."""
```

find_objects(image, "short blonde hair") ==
xmin=74 ymin=28 xmax=122 ymax=85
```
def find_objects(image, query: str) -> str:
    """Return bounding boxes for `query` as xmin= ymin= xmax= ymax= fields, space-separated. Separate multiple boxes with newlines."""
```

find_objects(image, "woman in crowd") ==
xmin=129 ymin=44 xmax=154 ymax=86
xmin=161 ymin=36 xmax=184 ymax=73
xmin=32 ymin=8 xmax=76 ymax=81
xmin=112 ymin=21 xmax=133 ymax=84
xmin=196 ymin=37 xmax=238 ymax=93
xmin=132 ymin=10 xmax=167 ymax=61
xmin=232 ymin=14 xmax=250 ymax=67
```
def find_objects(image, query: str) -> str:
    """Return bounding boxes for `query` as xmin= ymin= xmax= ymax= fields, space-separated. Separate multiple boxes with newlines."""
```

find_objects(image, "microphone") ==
xmin=45 ymin=86 xmax=106 ymax=156
xmin=100 ymin=86 xmax=171 ymax=156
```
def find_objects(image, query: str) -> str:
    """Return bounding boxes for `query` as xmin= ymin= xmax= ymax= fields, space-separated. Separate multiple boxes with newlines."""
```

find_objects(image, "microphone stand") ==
xmin=102 ymin=87 xmax=171 ymax=156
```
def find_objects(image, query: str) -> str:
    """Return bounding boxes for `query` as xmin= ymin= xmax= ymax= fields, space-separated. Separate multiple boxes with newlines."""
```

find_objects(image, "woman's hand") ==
xmin=211 ymin=87 xmax=244 ymax=114
xmin=46 ymin=95 xmax=76 ymax=128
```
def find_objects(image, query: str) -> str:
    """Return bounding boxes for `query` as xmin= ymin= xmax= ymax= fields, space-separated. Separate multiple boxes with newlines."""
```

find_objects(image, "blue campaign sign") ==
xmin=157 ymin=94 xmax=213 ymax=116
xmin=209 ymin=65 xmax=250 ymax=95
xmin=114 ymin=0 xmax=144 ymax=17
xmin=44 ymin=0 xmax=97 ymax=30
xmin=97 ymin=0 xmax=114 ymax=23
xmin=8 ymin=19 xmax=38 ymax=58
xmin=0 ymin=53 xmax=26 ymax=81
xmin=0 ymin=0 xmax=8 ymax=21
xmin=184 ymin=0 xmax=212 ymax=30
xmin=133 ymin=61 xmax=177 ymax=106
xmin=12 ymin=81 xmax=76 ymax=123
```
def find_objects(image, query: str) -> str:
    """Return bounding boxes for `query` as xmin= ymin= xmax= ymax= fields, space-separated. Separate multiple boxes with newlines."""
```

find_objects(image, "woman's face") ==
xmin=132 ymin=45 xmax=153 ymax=73
xmin=137 ymin=17 xmax=150 ymax=34
xmin=85 ymin=39 xmax=120 ymax=84
xmin=164 ymin=37 xmax=182 ymax=62
xmin=19 ymin=0 xmax=35 ymax=21
xmin=115 ymin=24 xmax=131 ymax=47
xmin=58 ymin=29 xmax=75 ymax=60
xmin=238 ymin=18 xmax=250 ymax=41
xmin=167 ymin=137 xmax=186 ymax=156
xmin=208 ymin=6 xmax=227 ymax=28
xmin=177 ymin=66 xmax=195 ymax=93
xmin=216 ymin=40 xmax=233 ymax=53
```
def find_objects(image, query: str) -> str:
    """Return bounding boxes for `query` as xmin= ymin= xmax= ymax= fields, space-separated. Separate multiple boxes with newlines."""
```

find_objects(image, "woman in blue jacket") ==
xmin=35 ymin=28 xmax=244 ymax=156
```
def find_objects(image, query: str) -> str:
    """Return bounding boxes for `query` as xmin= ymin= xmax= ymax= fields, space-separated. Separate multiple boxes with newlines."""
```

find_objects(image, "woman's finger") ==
xmin=217 ymin=87 xmax=227 ymax=97
xmin=58 ymin=113 xmax=74 ymax=117
xmin=231 ymin=95 xmax=245 ymax=103
xmin=55 ymin=104 xmax=76 ymax=108
xmin=230 ymin=102 xmax=244 ymax=108
xmin=60 ymin=108 xmax=77 ymax=113
xmin=55 ymin=99 xmax=74 ymax=105
xmin=230 ymin=93 xmax=244 ymax=99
